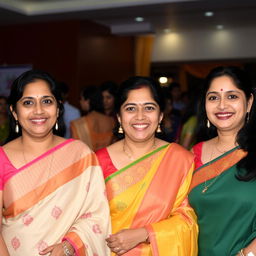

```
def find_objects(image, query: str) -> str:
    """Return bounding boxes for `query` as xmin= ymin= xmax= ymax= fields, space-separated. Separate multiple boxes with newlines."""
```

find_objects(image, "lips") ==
xmin=132 ymin=123 xmax=149 ymax=130
xmin=215 ymin=112 xmax=233 ymax=120
xmin=30 ymin=118 xmax=47 ymax=124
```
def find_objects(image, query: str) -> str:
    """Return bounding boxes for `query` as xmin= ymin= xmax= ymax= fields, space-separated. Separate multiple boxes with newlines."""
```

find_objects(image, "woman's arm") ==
xmin=106 ymin=227 xmax=149 ymax=255
xmin=0 ymin=192 xmax=10 ymax=256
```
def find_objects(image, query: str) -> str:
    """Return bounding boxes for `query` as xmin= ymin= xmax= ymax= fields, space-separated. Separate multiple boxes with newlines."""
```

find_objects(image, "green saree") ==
xmin=189 ymin=142 xmax=256 ymax=256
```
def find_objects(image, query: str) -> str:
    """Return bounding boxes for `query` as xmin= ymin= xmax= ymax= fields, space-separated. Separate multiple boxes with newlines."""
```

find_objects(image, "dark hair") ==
xmin=81 ymin=86 xmax=104 ymax=113
xmin=197 ymin=66 xmax=256 ymax=181
xmin=6 ymin=69 xmax=65 ymax=142
xmin=115 ymin=76 xmax=165 ymax=114
xmin=114 ymin=76 xmax=165 ymax=139
xmin=100 ymin=81 xmax=118 ymax=97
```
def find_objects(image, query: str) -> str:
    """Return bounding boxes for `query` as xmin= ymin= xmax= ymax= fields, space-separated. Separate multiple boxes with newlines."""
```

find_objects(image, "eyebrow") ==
xmin=123 ymin=102 xmax=158 ymax=107
xmin=206 ymin=90 xmax=241 ymax=96
xmin=20 ymin=95 xmax=55 ymax=100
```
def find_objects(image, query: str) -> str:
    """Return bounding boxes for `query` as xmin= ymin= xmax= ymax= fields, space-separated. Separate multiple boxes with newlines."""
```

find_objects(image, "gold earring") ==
xmin=118 ymin=124 xmax=123 ymax=134
xmin=157 ymin=123 xmax=162 ymax=133
xmin=207 ymin=119 xmax=210 ymax=128
xmin=55 ymin=121 xmax=59 ymax=130
xmin=15 ymin=121 xmax=19 ymax=133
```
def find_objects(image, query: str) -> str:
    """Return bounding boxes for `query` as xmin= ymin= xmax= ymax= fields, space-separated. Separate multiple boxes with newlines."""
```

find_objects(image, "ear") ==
xmin=159 ymin=112 xmax=164 ymax=123
xmin=117 ymin=114 xmax=121 ymax=124
xmin=10 ymin=105 xmax=18 ymax=121
xmin=247 ymin=93 xmax=254 ymax=113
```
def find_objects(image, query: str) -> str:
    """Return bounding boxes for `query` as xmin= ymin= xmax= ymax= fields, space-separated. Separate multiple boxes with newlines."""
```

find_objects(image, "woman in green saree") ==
xmin=188 ymin=66 xmax=256 ymax=256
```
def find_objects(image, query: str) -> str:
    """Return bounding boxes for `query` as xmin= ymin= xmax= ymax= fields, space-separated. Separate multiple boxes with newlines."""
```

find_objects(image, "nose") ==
xmin=218 ymin=97 xmax=226 ymax=110
xmin=136 ymin=108 xmax=145 ymax=120
xmin=34 ymin=102 xmax=44 ymax=114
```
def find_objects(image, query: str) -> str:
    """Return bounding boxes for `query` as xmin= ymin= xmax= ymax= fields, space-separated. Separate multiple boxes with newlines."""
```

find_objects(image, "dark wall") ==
xmin=0 ymin=19 xmax=134 ymax=106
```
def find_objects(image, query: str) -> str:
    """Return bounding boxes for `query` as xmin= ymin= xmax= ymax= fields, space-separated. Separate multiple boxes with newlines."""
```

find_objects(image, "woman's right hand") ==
xmin=106 ymin=228 xmax=148 ymax=255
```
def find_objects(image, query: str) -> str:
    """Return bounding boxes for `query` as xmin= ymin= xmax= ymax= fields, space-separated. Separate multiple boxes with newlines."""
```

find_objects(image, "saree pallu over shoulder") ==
xmin=2 ymin=139 xmax=111 ymax=256
xmin=106 ymin=143 xmax=198 ymax=256
xmin=189 ymin=147 xmax=247 ymax=193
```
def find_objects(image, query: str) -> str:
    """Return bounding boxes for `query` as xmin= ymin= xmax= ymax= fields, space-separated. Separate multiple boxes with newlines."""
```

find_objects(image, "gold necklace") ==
xmin=201 ymin=142 xmax=235 ymax=194
xmin=123 ymin=140 xmax=157 ymax=161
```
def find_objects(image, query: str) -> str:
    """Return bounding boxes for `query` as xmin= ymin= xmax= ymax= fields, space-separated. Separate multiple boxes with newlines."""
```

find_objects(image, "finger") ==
xmin=39 ymin=245 xmax=54 ymax=255
xmin=117 ymin=250 xmax=126 ymax=256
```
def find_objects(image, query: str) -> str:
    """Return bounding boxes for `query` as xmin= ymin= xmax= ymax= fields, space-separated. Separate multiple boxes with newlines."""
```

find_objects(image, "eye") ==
xmin=22 ymin=100 xmax=33 ymax=106
xmin=42 ymin=98 xmax=54 ymax=104
xmin=125 ymin=106 xmax=136 ymax=112
xmin=207 ymin=95 xmax=218 ymax=101
xmin=227 ymin=94 xmax=238 ymax=100
xmin=145 ymin=105 xmax=156 ymax=111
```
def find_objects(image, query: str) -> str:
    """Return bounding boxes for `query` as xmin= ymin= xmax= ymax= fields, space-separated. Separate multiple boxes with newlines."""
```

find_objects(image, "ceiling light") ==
xmin=159 ymin=77 xmax=168 ymax=84
xmin=205 ymin=11 xmax=214 ymax=17
xmin=216 ymin=25 xmax=224 ymax=30
xmin=135 ymin=17 xmax=144 ymax=22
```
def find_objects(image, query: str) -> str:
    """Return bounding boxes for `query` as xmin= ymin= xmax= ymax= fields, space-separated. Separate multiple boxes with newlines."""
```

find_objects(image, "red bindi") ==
xmin=220 ymin=88 xmax=223 ymax=91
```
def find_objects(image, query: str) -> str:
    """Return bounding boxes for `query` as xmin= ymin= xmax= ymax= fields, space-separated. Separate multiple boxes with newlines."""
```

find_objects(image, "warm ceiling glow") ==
xmin=205 ymin=11 xmax=214 ymax=17
xmin=163 ymin=28 xmax=171 ymax=33
xmin=135 ymin=17 xmax=144 ymax=22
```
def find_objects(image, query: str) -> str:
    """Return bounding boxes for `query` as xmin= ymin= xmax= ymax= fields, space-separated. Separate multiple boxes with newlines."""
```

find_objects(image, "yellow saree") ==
xmin=97 ymin=143 xmax=198 ymax=256
xmin=1 ymin=139 xmax=111 ymax=256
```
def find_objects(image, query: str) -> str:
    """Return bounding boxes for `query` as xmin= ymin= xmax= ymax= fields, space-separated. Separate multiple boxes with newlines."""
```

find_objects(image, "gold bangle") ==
xmin=62 ymin=241 xmax=74 ymax=256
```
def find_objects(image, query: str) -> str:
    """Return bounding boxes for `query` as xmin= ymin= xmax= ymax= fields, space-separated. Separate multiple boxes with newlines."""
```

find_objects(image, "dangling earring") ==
xmin=118 ymin=123 xmax=123 ymax=134
xmin=157 ymin=123 xmax=162 ymax=133
xmin=246 ymin=112 xmax=250 ymax=123
xmin=207 ymin=119 xmax=210 ymax=128
xmin=55 ymin=121 xmax=59 ymax=130
xmin=15 ymin=120 xmax=19 ymax=133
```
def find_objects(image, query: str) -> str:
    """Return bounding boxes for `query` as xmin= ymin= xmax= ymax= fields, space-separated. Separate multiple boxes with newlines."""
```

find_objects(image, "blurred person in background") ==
xmin=57 ymin=82 xmax=80 ymax=138
xmin=0 ymin=96 xmax=9 ymax=145
xmin=71 ymin=85 xmax=115 ymax=151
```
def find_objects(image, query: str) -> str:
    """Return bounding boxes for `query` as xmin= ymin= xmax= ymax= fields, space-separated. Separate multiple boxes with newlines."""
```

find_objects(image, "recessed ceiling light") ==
xmin=205 ymin=11 xmax=214 ymax=17
xmin=159 ymin=77 xmax=168 ymax=84
xmin=135 ymin=17 xmax=144 ymax=22
xmin=216 ymin=25 xmax=224 ymax=30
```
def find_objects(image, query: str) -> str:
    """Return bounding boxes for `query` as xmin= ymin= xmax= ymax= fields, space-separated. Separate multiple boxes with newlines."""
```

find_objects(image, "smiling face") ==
xmin=11 ymin=79 xmax=59 ymax=138
xmin=205 ymin=75 xmax=253 ymax=134
xmin=118 ymin=86 xmax=163 ymax=143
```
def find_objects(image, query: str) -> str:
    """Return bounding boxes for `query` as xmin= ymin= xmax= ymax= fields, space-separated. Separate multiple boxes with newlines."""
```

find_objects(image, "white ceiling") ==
xmin=0 ymin=0 xmax=256 ymax=35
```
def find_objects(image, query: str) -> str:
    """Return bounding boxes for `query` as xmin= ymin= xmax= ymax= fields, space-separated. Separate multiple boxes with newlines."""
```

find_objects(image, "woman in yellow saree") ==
xmin=96 ymin=76 xmax=198 ymax=256
xmin=0 ymin=70 xmax=111 ymax=256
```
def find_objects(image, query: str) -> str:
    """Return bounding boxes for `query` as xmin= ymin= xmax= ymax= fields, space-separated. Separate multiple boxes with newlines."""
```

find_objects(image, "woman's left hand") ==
xmin=106 ymin=228 xmax=148 ymax=255
xmin=39 ymin=241 xmax=74 ymax=256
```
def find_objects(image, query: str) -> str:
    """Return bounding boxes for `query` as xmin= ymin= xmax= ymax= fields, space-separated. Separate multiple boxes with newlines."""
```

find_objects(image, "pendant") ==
xmin=202 ymin=187 xmax=208 ymax=193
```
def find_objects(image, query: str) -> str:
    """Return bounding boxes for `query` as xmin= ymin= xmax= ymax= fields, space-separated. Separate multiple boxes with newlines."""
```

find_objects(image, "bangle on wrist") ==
xmin=239 ymin=249 xmax=255 ymax=256
xmin=62 ymin=241 xmax=74 ymax=256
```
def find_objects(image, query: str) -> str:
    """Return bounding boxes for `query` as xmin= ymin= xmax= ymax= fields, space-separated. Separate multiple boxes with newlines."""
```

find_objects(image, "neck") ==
xmin=215 ymin=131 xmax=237 ymax=152
xmin=123 ymin=137 xmax=157 ymax=160
xmin=20 ymin=132 xmax=56 ymax=154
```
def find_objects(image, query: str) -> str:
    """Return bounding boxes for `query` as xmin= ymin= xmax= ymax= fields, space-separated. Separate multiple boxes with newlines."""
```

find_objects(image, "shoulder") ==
xmin=71 ymin=116 xmax=85 ymax=125
xmin=169 ymin=142 xmax=194 ymax=158
xmin=67 ymin=139 xmax=93 ymax=154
